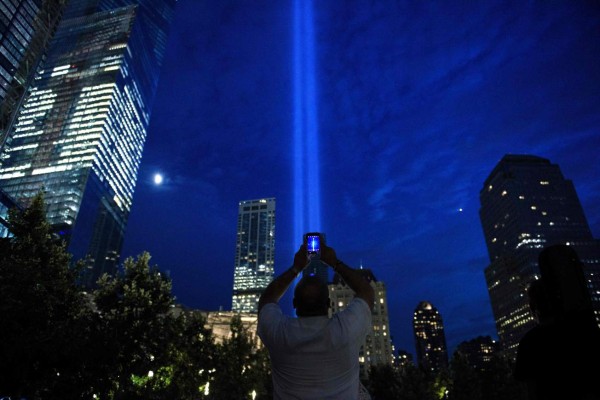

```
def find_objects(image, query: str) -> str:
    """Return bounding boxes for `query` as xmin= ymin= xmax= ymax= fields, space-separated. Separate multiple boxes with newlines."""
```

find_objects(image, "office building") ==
xmin=413 ymin=301 xmax=448 ymax=374
xmin=0 ymin=0 xmax=66 ymax=147
xmin=454 ymin=336 xmax=499 ymax=371
xmin=0 ymin=0 xmax=175 ymax=285
xmin=232 ymin=198 xmax=276 ymax=313
xmin=329 ymin=268 xmax=394 ymax=378
xmin=479 ymin=154 xmax=600 ymax=357
xmin=395 ymin=350 xmax=413 ymax=369
xmin=204 ymin=310 xmax=260 ymax=348
xmin=0 ymin=185 xmax=20 ymax=237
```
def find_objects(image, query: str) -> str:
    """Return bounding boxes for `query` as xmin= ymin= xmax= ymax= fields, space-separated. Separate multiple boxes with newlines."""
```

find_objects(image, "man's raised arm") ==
xmin=322 ymin=246 xmax=375 ymax=310
xmin=258 ymin=246 xmax=307 ymax=314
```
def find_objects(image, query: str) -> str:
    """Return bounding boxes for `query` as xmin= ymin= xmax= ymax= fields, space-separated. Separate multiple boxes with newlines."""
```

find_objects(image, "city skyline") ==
xmin=118 ymin=1 xmax=600 ymax=357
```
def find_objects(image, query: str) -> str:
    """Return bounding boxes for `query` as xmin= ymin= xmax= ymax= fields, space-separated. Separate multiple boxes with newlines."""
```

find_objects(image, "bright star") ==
xmin=153 ymin=173 xmax=163 ymax=185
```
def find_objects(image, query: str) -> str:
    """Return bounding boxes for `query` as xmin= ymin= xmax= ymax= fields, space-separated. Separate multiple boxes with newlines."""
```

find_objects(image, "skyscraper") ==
xmin=0 ymin=0 xmax=175 ymax=284
xmin=329 ymin=268 xmax=394 ymax=378
xmin=413 ymin=301 xmax=448 ymax=374
xmin=454 ymin=336 xmax=499 ymax=371
xmin=232 ymin=198 xmax=276 ymax=313
xmin=0 ymin=0 xmax=66 ymax=147
xmin=479 ymin=154 xmax=600 ymax=357
xmin=0 ymin=185 xmax=20 ymax=237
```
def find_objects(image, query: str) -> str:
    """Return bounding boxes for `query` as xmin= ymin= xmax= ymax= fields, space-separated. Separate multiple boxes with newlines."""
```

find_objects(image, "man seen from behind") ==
xmin=257 ymin=242 xmax=374 ymax=399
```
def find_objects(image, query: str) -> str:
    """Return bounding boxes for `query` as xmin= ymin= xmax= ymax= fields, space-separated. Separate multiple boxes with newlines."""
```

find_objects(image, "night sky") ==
xmin=121 ymin=1 xmax=600 ymax=356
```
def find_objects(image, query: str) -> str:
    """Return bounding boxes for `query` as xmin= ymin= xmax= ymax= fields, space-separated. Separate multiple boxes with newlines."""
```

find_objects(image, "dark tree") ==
xmin=481 ymin=355 xmax=527 ymax=400
xmin=210 ymin=314 xmax=271 ymax=400
xmin=366 ymin=363 xmax=436 ymax=400
xmin=448 ymin=351 xmax=482 ymax=400
xmin=397 ymin=364 xmax=437 ymax=400
xmin=0 ymin=192 xmax=88 ymax=399
xmin=87 ymin=252 xmax=180 ymax=398
xmin=366 ymin=364 xmax=403 ymax=399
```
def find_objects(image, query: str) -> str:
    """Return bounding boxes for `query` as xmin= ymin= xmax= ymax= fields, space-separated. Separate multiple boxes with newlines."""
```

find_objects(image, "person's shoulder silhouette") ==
xmin=515 ymin=245 xmax=600 ymax=400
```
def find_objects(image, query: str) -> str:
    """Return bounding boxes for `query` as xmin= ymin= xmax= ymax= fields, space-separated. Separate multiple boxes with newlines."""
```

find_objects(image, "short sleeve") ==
xmin=257 ymin=303 xmax=285 ymax=348
xmin=333 ymin=297 xmax=372 ymax=344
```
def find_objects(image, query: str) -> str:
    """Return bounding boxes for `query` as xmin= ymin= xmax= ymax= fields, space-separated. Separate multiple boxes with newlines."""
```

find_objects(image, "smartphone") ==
xmin=304 ymin=232 xmax=322 ymax=256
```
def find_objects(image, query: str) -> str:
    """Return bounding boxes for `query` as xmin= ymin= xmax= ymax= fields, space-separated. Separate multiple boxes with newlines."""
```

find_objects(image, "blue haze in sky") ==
xmin=122 ymin=1 xmax=600 ymax=355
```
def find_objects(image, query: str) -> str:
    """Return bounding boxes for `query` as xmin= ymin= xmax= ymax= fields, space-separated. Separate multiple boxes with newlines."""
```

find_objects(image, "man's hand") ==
xmin=321 ymin=244 xmax=374 ymax=310
xmin=293 ymin=245 xmax=310 ymax=273
xmin=321 ymin=244 xmax=337 ymax=267
xmin=258 ymin=245 xmax=308 ymax=314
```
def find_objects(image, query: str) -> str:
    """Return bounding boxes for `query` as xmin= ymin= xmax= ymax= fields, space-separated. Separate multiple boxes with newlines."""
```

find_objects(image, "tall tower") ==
xmin=0 ymin=0 xmax=66 ymax=147
xmin=479 ymin=154 xmax=600 ymax=357
xmin=413 ymin=301 xmax=448 ymax=374
xmin=0 ymin=0 xmax=175 ymax=285
xmin=329 ymin=268 xmax=394 ymax=378
xmin=232 ymin=198 xmax=276 ymax=313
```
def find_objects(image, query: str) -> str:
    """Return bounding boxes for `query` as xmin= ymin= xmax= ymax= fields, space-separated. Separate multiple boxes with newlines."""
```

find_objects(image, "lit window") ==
xmin=531 ymin=206 xmax=537 ymax=210
xmin=501 ymin=190 xmax=507 ymax=196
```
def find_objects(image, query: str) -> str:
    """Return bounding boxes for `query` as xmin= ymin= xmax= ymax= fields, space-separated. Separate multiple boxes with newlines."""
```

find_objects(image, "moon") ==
xmin=153 ymin=173 xmax=163 ymax=185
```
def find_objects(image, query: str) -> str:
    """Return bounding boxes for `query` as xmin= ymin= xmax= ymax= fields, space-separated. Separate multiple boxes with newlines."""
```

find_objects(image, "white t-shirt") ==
xmin=257 ymin=298 xmax=372 ymax=400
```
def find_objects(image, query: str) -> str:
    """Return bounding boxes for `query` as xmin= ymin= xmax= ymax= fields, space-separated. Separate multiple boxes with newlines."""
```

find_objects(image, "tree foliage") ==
xmin=0 ymin=194 xmax=217 ymax=399
xmin=1 ymin=193 xmax=530 ymax=400
xmin=210 ymin=314 xmax=272 ymax=399
xmin=0 ymin=192 xmax=87 ymax=399
xmin=445 ymin=352 xmax=527 ymax=400
xmin=367 ymin=363 xmax=436 ymax=400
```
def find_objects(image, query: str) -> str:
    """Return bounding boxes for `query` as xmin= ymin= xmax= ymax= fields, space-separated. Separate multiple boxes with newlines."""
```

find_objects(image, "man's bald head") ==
xmin=293 ymin=275 xmax=330 ymax=317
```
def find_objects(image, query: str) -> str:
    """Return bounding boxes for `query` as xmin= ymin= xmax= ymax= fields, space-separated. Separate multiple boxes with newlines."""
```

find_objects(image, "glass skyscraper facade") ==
xmin=0 ymin=0 xmax=65 ymax=146
xmin=412 ymin=301 xmax=448 ymax=374
xmin=0 ymin=185 xmax=19 ymax=237
xmin=479 ymin=154 xmax=600 ymax=357
xmin=0 ymin=0 xmax=175 ymax=285
xmin=232 ymin=198 xmax=276 ymax=313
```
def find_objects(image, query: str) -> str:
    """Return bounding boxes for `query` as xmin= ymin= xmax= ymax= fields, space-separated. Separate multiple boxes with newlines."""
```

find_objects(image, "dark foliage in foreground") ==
xmin=1 ymin=193 xmax=527 ymax=399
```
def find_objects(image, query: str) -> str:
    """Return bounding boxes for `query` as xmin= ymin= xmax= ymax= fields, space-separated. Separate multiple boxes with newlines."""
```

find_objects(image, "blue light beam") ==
xmin=293 ymin=0 xmax=321 ymax=244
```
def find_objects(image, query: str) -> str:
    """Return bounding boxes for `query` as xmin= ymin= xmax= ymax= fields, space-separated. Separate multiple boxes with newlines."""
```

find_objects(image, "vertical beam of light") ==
xmin=293 ymin=0 xmax=304 ymax=244
xmin=293 ymin=0 xmax=321 ymax=246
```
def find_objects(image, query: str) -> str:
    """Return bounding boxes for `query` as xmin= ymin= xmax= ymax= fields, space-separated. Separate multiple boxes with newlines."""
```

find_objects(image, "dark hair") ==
xmin=293 ymin=275 xmax=330 ymax=317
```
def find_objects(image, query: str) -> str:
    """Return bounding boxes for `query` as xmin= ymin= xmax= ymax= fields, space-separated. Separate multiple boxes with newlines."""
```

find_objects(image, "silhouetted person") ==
xmin=257 ymin=243 xmax=374 ymax=399
xmin=515 ymin=245 xmax=600 ymax=400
